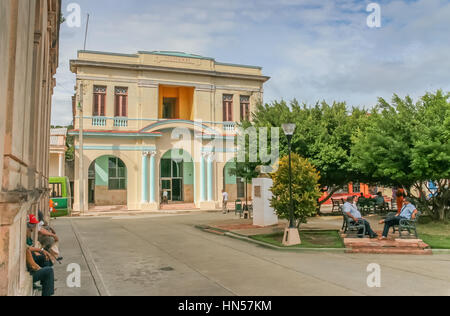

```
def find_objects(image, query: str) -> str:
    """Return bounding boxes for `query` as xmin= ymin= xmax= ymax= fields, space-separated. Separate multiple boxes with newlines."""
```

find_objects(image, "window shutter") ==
xmin=101 ymin=94 xmax=106 ymax=116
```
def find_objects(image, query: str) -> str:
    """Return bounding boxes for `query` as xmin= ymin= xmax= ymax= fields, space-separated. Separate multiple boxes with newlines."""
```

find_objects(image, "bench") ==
xmin=357 ymin=198 xmax=376 ymax=215
xmin=374 ymin=202 xmax=391 ymax=215
xmin=387 ymin=212 xmax=421 ymax=238
xmin=331 ymin=198 xmax=344 ymax=213
xmin=341 ymin=208 xmax=366 ymax=238
xmin=235 ymin=200 xmax=243 ymax=218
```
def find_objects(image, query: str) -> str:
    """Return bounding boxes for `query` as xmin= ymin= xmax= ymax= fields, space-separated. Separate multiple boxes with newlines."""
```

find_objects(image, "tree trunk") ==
xmin=317 ymin=185 xmax=343 ymax=215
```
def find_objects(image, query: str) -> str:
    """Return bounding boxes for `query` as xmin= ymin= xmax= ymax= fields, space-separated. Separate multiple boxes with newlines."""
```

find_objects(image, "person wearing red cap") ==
xmin=26 ymin=213 xmax=55 ymax=296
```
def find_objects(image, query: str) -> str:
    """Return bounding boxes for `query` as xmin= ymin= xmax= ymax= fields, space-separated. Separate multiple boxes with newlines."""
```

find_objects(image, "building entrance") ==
xmin=160 ymin=158 xmax=183 ymax=202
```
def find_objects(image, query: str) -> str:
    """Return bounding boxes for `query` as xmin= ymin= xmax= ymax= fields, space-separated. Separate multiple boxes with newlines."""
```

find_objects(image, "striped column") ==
xmin=200 ymin=153 xmax=206 ymax=202
xmin=207 ymin=153 xmax=214 ymax=202
xmin=141 ymin=152 xmax=149 ymax=203
xmin=149 ymin=151 xmax=156 ymax=203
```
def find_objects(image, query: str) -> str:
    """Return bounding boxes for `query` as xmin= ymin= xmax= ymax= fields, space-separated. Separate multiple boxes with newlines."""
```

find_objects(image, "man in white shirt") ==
xmin=342 ymin=196 xmax=378 ymax=239
xmin=379 ymin=197 xmax=418 ymax=239
xmin=222 ymin=190 xmax=229 ymax=214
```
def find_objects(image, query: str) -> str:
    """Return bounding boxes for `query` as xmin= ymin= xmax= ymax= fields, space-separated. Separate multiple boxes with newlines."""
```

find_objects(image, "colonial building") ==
xmin=0 ymin=0 xmax=61 ymax=295
xmin=49 ymin=128 xmax=67 ymax=177
xmin=69 ymin=50 xmax=270 ymax=212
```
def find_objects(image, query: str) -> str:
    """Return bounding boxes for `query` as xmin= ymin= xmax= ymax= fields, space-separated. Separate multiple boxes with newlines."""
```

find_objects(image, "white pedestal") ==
xmin=282 ymin=227 xmax=301 ymax=246
xmin=252 ymin=178 xmax=278 ymax=227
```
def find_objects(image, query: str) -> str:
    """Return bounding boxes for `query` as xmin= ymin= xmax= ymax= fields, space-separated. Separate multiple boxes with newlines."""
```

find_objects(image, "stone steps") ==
xmin=344 ymin=238 xmax=432 ymax=255
xmin=346 ymin=248 xmax=432 ymax=255
xmin=159 ymin=203 xmax=198 ymax=210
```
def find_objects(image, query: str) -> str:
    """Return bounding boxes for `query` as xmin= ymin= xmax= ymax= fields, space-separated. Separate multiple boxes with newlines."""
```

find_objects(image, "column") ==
xmin=149 ymin=151 xmax=156 ymax=203
xmin=141 ymin=152 xmax=149 ymax=203
xmin=200 ymin=153 xmax=206 ymax=202
xmin=207 ymin=153 xmax=214 ymax=202
xmin=58 ymin=153 xmax=64 ymax=177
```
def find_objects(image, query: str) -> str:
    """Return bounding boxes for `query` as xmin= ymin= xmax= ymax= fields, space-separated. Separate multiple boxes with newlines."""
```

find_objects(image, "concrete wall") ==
xmin=0 ymin=0 xmax=61 ymax=296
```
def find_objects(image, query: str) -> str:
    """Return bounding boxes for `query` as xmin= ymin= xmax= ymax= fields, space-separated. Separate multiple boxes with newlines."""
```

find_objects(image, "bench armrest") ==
xmin=399 ymin=218 xmax=416 ymax=226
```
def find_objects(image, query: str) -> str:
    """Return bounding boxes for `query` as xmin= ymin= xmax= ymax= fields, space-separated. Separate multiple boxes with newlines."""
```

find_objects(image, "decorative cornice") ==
xmin=75 ymin=75 xmax=260 ymax=92
xmin=71 ymin=59 xmax=271 ymax=82
xmin=69 ymin=130 xmax=162 ymax=138
xmin=75 ymin=145 xmax=157 ymax=152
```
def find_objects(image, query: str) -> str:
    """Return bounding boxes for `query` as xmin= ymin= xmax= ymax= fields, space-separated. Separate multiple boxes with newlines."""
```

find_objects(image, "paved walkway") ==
xmin=51 ymin=213 xmax=450 ymax=296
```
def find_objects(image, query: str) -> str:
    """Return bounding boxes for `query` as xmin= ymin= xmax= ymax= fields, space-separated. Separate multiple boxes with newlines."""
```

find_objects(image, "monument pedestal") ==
xmin=282 ymin=227 xmax=301 ymax=246
xmin=252 ymin=178 xmax=278 ymax=227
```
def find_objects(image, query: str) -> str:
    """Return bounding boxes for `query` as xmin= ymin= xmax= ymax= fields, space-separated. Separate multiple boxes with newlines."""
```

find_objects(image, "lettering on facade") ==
xmin=156 ymin=56 xmax=201 ymax=66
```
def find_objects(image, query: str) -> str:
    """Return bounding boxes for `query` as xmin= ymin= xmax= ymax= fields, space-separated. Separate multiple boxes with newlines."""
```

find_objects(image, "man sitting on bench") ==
xmin=379 ymin=197 xmax=418 ymax=239
xmin=343 ymin=196 xmax=378 ymax=239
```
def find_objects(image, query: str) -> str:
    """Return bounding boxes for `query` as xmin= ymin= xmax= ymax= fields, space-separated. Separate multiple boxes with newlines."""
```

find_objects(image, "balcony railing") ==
xmin=114 ymin=117 xmax=128 ymax=127
xmin=223 ymin=122 xmax=236 ymax=132
xmin=92 ymin=117 xmax=107 ymax=127
xmin=79 ymin=116 xmax=239 ymax=134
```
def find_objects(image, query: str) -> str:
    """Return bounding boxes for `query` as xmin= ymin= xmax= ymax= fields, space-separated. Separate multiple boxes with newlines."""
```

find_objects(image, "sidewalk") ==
xmin=71 ymin=208 xmax=218 ymax=218
xmin=50 ymin=218 xmax=100 ymax=296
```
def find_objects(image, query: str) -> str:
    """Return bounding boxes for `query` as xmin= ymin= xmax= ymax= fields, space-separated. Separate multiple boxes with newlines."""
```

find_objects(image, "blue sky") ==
xmin=52 ymin=0 xmax=450 ymax=125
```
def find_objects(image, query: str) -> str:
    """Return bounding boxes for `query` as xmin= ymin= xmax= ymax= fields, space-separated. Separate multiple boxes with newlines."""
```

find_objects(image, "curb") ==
xmin=197 ymin=225 xmax=348 ymax=253
xmin=431 ymin=249 xmax=450 ymax=254
xmin=66 ymin=209 xmax=220 ymax=219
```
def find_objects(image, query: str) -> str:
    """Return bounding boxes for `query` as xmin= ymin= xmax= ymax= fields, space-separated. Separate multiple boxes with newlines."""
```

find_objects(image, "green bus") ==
xmin=49 ymin=177 xmax=72 ymax=217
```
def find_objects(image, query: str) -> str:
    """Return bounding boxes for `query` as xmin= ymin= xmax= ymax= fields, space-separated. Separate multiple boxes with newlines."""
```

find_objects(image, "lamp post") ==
xmin=282 ymin=123 xmax=301 ymax=246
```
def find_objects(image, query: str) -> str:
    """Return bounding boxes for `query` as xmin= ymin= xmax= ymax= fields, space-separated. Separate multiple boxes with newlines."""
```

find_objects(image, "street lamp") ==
xmin=282 ymin=123 xmax=301 ymax=246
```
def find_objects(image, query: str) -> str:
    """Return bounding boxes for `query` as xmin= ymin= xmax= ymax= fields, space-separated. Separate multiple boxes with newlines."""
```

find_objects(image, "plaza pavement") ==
xmin=52 ymin=212 xmax=450 ymax=296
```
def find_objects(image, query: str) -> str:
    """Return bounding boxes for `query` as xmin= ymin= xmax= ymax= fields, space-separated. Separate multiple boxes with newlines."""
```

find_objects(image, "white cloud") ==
xmin=52 ymin=0 xmax=450 ymax=125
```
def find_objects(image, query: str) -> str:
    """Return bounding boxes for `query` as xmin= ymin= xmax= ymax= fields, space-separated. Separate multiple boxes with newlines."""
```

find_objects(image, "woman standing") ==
xmin=396 ymin=188 xmax=406 ymax=214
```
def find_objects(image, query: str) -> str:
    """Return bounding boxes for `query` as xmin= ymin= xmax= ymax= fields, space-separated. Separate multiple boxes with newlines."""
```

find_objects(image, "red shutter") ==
xmin=223 ymin=102 xmax=227 ymax=121
xmin=123 ymin=95 xmax=127 ymax=117
xmin=228 ymin=102 xmax=232 ymax=121
xmin=115 ymin=95 xmax=120 ymax=117
xmin=93 ymin=94 xmax=98 ymax=116
xmin=101 ymin=94 xmax=106 ymax=116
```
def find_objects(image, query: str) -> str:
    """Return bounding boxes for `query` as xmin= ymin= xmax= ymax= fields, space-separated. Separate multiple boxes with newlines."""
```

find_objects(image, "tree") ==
xmin=252 ymin=100 xmax=369 ymax=209
xmin=270 ymin=153 xmax=321 ymax=227
xmin=229 ymin=121 xmax=261 ymax=210
xmin=352 ymin=91 xmax=450 ymax=221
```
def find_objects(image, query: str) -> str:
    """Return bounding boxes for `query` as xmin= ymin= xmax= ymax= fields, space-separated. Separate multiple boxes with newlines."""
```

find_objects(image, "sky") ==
xmin=52 ymin=0 xmax=450 ymax=126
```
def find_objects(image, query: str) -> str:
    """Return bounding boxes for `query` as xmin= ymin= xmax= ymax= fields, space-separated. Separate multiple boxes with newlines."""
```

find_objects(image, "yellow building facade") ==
xmin=70 ymin=50 xmax=270 ymax=212
xmin=0 ymin=0 xmax=61 ymax=295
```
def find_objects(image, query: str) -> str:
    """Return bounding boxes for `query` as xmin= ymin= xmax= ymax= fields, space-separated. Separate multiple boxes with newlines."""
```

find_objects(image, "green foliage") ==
xmin=270 ymin=153 xmax=321 ymax=227
xmin=352 ymin=91 xmax=450 ymax=221
xmin=228 ymin=120 xmax=261 ymax=204
xmin=252 ymin=100 xmax=369 ymax=202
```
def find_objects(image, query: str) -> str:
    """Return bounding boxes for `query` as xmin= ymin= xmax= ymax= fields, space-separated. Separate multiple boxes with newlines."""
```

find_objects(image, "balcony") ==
xmin=92 ymin=117 xmax=107 ymax=127
xmin=114 ymin=117 xmax=128 ymax=127
xmin=223 ymin=122 xmax=236 ymax=133
xmin=77 ymin=116 xmax=239 ymax=136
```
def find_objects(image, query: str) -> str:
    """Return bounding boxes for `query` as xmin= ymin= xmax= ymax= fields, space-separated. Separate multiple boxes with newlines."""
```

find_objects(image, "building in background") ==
xmin=49 ymin=128 xmax=67 ymax=177
xmin=69 ymin=50 xmax=269 ymax=212
xmin=0 ymin=0 xmax=61 ymax=296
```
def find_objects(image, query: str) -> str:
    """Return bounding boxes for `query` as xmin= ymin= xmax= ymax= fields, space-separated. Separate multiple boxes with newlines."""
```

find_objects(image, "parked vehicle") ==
xmin=49 ymin=177 xmax=72 ymax=217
